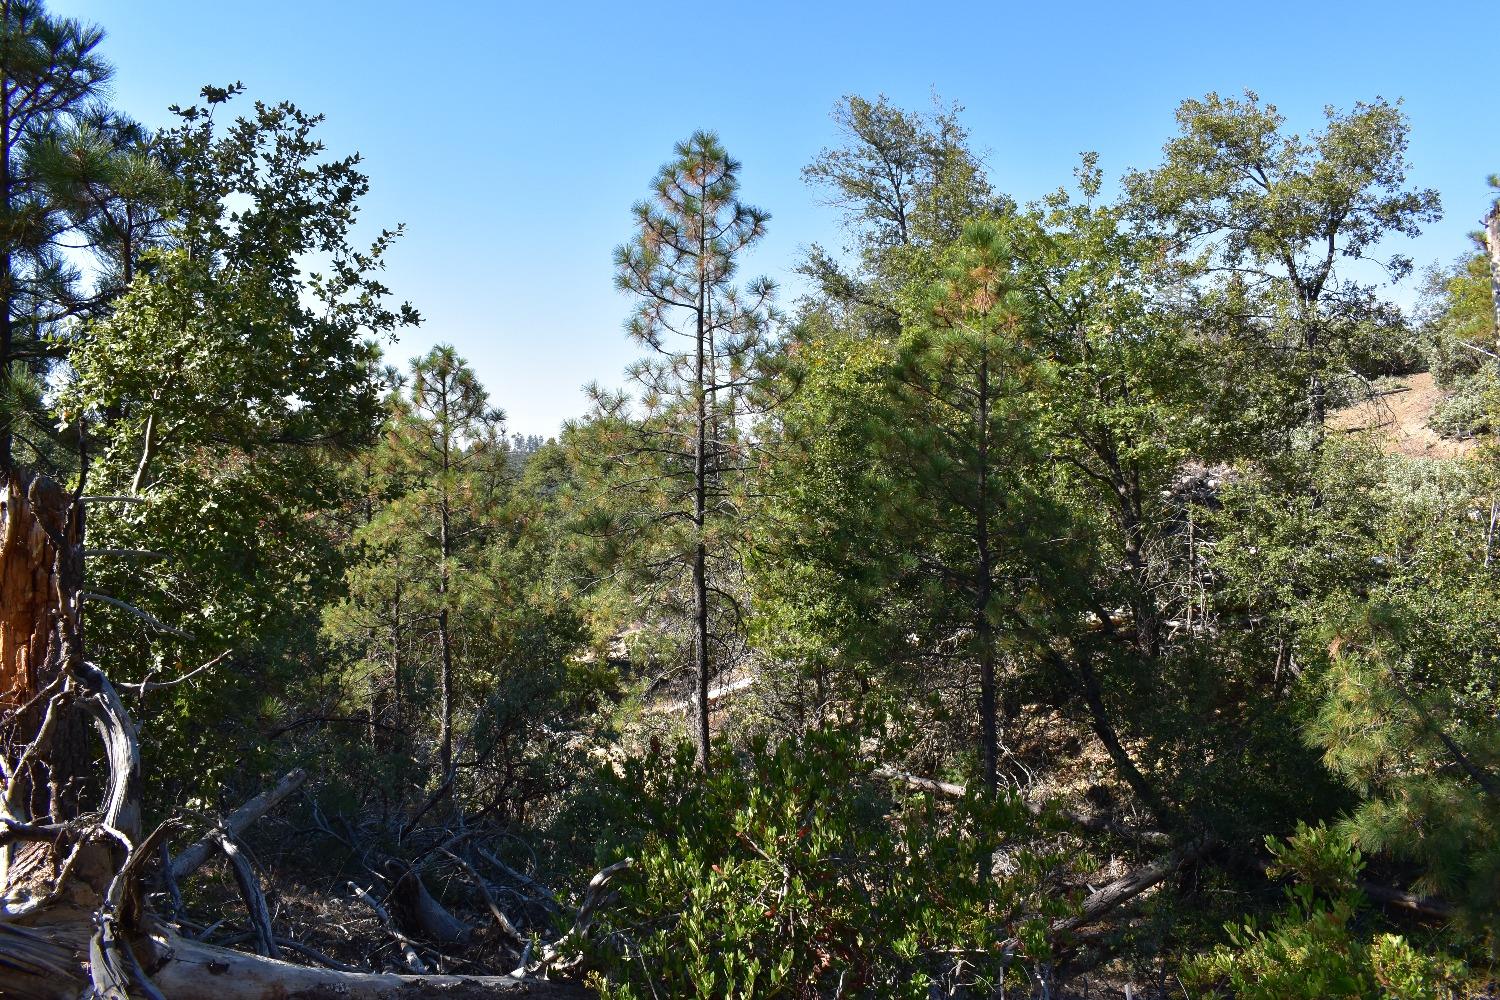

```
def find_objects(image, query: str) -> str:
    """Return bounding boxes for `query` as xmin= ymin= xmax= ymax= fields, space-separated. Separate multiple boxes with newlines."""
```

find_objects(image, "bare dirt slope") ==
xmin=1328 ymin=371 xmax=1478 ymax=460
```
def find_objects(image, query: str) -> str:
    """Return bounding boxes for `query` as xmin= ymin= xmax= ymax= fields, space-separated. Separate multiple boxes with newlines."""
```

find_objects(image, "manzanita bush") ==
xmin=578 ymin=727 xmax=1072 ymax=998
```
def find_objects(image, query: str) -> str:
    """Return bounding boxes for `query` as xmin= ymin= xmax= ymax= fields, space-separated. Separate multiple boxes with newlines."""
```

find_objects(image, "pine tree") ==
xmin=885 ymin=222 xmax=1058 ymax=796
xmin=608 ymin=130 xmax=774 ymax=768
xmin=399 ymin=346 xmax=507 ymax=782
xmin=0 ymin=0 xmax=113 ymax=470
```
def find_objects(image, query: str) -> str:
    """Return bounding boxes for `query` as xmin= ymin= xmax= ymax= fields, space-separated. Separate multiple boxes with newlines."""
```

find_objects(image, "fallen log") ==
xmin=168 ymin=769 xmax=307 ymax=883
xmin=646 ymin=675 xmax=756 ymax=715
xmin=1244 ymin=855 xmax=1454 ymax=922
xmin=443 ymin=848 xmax=526 ymax=947
xmin=1359 ymin=880 xmax=1453 ymax=921
xmin=0 ymin=922 xmax=591 ymax=1000
xmin=1055 ymin=836 xmax=1212 ymax=936
xmin=997 ymin=836 xmax=1214 ymax=964
xmin=388 ymin=861 xmax=475 ymax=949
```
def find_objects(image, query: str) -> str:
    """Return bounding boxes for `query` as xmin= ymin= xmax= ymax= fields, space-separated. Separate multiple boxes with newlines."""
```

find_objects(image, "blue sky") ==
xmin=59 ymin=2 xmax=1499 ymax=436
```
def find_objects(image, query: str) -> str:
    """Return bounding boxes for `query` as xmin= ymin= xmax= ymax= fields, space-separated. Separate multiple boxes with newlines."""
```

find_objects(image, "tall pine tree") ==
xmin=607 ymin=131 xmax=774 ymax=768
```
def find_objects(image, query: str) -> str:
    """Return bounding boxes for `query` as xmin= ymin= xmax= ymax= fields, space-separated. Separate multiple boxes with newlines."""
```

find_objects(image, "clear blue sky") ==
xmin=58 ymin=1 xmax=1500 ymax=436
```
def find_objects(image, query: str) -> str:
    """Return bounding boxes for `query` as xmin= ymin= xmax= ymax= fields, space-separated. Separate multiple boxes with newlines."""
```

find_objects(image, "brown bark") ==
xmin=1 ymin=473 xmax=73 ymax=709
xmin=1 ymin=473 xmax=87 ymax=825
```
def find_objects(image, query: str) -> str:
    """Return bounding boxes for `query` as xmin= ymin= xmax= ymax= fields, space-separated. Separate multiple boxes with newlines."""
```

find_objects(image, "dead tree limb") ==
xmin=387 ymin=862 xmax=474 ymax=949
xmin=0 ymin=922 xmax=591 ymax=1000
xmin=531 ymin=858 xmax=633 ymax=974
xmin=89 ymin=820 xmax=177 ymax=1000
xmin=1358 ymin=881 xmax=1453 ymax=921
xmin=443 ymin=848 xmax=526 ymax=947
xmin=216 ymin=833 xmax=279 ymax=959
xmin=273 ymin=935 xmax=362 ymax=972
xmin=1246 ymin=855 xmax=1454 ymax=922
xmin=1054 ymin=836 xmax=1212 ymax=937
xmin=80 ymin=593 xmax=196 ymax=642
xmin=168 ymin=769 xmax=307 ymax=883
xmin=997 ymin=836 xmax=1213 ymax=963
xmin=873 ymin=767 xmax=1171 ymax=847
xmin=351 ymin=882 xmax=429 ymax=973
xmin=476 ymin=845 xmax=561 ymax=914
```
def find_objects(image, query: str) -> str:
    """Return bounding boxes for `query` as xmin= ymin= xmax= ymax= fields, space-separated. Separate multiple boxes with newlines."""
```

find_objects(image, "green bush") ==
xmin=1184 ymin=823 xmax=1468 ymax=1000
xmin=576 ymin=728 xmax=1069 ymax=998
xmin=1429 ymin=371 xmax=1496 ymax=439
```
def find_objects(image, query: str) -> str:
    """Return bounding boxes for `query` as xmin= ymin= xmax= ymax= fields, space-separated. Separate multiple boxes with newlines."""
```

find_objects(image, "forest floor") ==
xmin=1329 ymin=371 xmax=1478 ymax=459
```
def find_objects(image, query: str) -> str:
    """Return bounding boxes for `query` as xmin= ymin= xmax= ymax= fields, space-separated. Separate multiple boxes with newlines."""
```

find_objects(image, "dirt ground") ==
xmin=1328 ymin=371 xmax=1479 ymax=460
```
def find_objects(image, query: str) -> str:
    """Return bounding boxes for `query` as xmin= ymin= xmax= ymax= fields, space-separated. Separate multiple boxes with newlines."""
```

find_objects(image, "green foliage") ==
xmin=320 ymin=347 xmax=594 ymax=819
xmin=1185 ymin=824 xmax=1468 ymax=999
xmin=1309 ymin=614 xmax=1500 ymax=948
xmin=1418 ymin=255 xmax=1496 ymax=390
xmin=1429 ymin=369 xmax=1496 ymax=438
xmin=747 ymin=321 xmax=913 ymax=726
xmin=592 ymin=130 xmax=778 ymax=761
xmin=800 ymin=94 xmax=1003 ymax=338
xmin=58 ymin=85 xmax=418 ymax=805
xmin=579 ymin=728 xmax=1066 ymax=998
xmin=3 ymin=20 xmax=1491 ymax=988
xmin=1126 ymin=90 xmax=1440 ymax=437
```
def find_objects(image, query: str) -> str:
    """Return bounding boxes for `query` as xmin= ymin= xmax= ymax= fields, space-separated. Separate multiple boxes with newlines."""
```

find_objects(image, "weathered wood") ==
xmin=1054 ymin=837 xmax=1211 ymax=936
xmin=443 ymin=848 xmax=526 ymax=947
xmin=168 ymin=769 xmax=307 ymax=883
xmin=388 ymin=863 xmax=473 ymax=948
xmin=532 ymin=858 xmax=632 ymax=974
xmin=1359 ymin=880 xmax=1454 ymax=921
xmin=0 ymin=922 xmax=591 ymax=1000
xmin=1 ymin=473 xmax=88 ymax=827
xmin=996 ymin=836 xmax=1213 ymax=963
xmin=351 ymin=882 xmax=428 ymax=973
xmin=217 ymin=833 xmax=279 ymax=959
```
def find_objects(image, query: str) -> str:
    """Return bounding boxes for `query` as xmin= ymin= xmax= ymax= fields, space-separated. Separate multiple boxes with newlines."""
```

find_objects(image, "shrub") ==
xmin=1183 ymin=823 xmax=1468 ymax=1000
xmin=577 ymin=727 xmax=1069 ymax=998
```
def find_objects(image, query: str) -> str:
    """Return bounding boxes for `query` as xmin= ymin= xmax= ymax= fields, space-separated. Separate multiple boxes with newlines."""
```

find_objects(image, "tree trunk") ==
xmin=437 ymin=607 xmax=454 ymax=780
xmin=975 ymin=351 xmax=997 ymax=797
xmin=1117 ymin=497 xmax=1161 ymax=663
xmin=0 ymin=475 xmax=583 ymax=998
xmin=1485 ymin=203 xmax=1500 ymax=351
xmin=0 ymin=44 xmax=14 ymax=472
xmin=1 ymin=472 xmax=88 ymax=828
xmin=437 ymin=386 xmax=454 ymax=782
xmin=691 ymin=175 xmax=712 ymax=772
xmin=1065 ymin=640 xmax=1175 ymax=830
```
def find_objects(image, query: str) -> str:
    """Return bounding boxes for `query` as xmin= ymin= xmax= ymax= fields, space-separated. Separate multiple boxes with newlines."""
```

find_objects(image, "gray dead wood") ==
xmin=168 ymin=769 xmax=307 ymax=883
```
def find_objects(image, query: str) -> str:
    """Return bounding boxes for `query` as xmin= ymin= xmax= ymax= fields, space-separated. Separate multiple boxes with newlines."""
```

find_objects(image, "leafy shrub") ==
xmin=1429 ymin=371 xmax=1496 ymax=439
xmin=1184 ymin=823 xmax=1468 ymax=1000
xmin=576 ymin=727 xmax=1069 ymax=998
